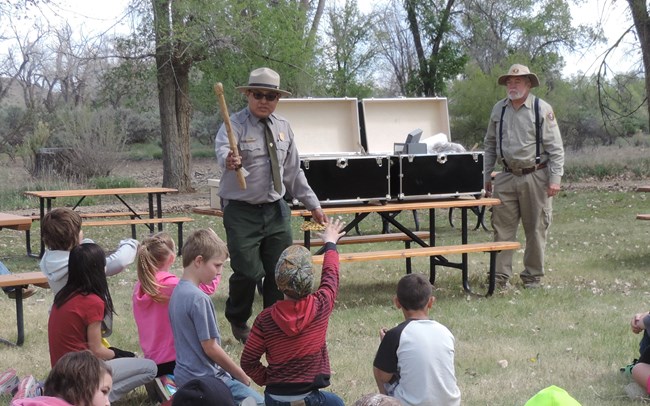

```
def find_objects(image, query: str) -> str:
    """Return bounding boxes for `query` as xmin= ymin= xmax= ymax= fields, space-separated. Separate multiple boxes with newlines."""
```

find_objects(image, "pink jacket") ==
xmin=11 ymin=396 xmax=73 ymax=406
xmin=133 ymin=268 xmax=219 ymax=364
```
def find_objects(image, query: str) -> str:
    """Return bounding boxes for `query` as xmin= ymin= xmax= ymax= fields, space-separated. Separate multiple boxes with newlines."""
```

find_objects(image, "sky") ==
xmin=37 ymin=0 xmax=640 ymax=77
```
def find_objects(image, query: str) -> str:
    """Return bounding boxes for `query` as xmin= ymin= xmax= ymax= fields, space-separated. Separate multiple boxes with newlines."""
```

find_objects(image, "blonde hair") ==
xmin=182 ymin=228 xmax=229 ymax=267
xmin=137 ymin=232 xmax=176 ymax=303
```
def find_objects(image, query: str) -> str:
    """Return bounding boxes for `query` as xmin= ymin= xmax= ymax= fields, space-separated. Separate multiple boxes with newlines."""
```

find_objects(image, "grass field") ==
xmin=2 ymin=145 xmax=650 ymax=404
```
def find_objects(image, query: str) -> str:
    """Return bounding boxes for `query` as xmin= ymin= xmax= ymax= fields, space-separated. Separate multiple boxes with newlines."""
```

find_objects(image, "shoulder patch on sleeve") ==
xmin=547 ymin=111 xmax=555 ymax=122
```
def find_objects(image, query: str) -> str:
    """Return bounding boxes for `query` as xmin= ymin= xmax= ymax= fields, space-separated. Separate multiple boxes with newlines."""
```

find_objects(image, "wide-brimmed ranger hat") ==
xmin=498 ymin=64 xmax=539 ymax=88
xmin=236 ymin=67 xmax=291 ymax=96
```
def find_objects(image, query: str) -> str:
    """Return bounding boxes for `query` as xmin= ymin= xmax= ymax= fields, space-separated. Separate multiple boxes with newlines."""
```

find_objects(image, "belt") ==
xmin=229 ymin=199 xmax=280 ymax=209
xmin=504 ymin=162 xmax=547 ymax=176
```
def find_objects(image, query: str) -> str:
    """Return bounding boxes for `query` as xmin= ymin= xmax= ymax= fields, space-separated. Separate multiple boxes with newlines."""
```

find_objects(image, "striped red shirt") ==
xmin=241 ymin=245 xmax=339 ymax=395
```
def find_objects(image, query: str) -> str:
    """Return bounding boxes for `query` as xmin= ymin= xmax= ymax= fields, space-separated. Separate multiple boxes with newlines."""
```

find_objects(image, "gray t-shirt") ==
xmin=169 ymin=279 xmax=228 ymax=387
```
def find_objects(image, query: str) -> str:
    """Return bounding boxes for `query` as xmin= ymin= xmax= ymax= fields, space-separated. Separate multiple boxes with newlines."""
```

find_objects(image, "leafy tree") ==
xmin=456 ymin=0 xmax=597 ymax=76
xmin=625 ymin=0 xmax=650 ymax=131
xmin=321 ymin=0 xmax=378 ymax=98
xmin=403 ymin=0 xmax=467 ymax=96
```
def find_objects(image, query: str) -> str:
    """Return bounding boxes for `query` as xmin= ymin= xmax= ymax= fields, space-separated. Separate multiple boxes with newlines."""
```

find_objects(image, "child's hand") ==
xmin=317 ymin=218 xmax=346 ymax=244
xmin=632 ymin=313 xmax=647 ymax=334
xmin=379 ymin=328 xmax=388 ymax=340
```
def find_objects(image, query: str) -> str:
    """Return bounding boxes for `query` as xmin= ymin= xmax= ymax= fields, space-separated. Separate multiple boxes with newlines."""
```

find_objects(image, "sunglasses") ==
xmin=250 ymin=92 xmax=279 ymax=102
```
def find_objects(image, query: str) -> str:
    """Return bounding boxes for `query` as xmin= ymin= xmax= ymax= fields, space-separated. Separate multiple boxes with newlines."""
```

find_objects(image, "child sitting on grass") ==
xmin=40 ymin=207 xmax=138 ymax=295
xmin=12 ymin=350 xmax=113 ymax=406
xmin=624 ymin=310 xmax=650 ymax=399
xmin=240 ymin=219 xmax=346 ymax=406
xmin=133 ymin=232 xmax=221 ymax=400
xmin=47 ymin=243 xmax=156 ymax=403
xmin=169 ymin=229 xmax=262 ymax=405
xmin=373 ymin=273 xmax=461 ymax=406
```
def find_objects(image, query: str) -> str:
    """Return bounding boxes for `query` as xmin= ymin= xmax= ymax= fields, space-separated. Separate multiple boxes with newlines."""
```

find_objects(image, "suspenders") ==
xmin=498 ymin=96 xmax=541 ymax=169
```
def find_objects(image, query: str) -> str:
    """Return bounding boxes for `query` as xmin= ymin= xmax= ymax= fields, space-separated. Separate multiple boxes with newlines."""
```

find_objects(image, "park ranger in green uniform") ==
xmin=216 ymin=67 xmax=327 ymax=343
xmin=483 ymin=64 xmax=564 ymax=289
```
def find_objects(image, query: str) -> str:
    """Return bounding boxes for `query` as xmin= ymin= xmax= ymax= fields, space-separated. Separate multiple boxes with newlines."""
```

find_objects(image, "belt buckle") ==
xmin=510 ymin=168 xmax=523 ymax=176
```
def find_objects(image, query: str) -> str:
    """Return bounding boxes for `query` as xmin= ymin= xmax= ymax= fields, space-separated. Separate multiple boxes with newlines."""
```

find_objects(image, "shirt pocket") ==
xmin=239 ymin=139 xmax=265 ymax=160
xmin=276 ymin=140 xmax=290 ymax=163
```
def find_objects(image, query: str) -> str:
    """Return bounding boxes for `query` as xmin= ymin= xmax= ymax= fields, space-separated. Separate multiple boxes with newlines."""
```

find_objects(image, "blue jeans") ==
xmin=0 ymin=261 xmax=14 ymax=293
xmin=225 ymin=377 xmax=264 ymax=405
xmin=264 ymin=390 xmax=344 ymax=406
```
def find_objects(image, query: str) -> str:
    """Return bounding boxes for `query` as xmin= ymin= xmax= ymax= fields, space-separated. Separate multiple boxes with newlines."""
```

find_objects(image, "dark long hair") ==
xmin=53 ymin=243 xmax=115 ymax=317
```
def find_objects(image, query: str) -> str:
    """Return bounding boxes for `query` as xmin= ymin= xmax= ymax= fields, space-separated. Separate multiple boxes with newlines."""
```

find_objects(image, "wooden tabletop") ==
xmin=0 ymin=271 xmax=48 ymax=288
xmin=636 ymin=186 xmax=650 ymax=193
xmin=193 ymin=197 xmax=500 ymax=218
xmin=24 ymin=187 xmax=178 ymax=199
xmin=0 ymin=213 xmax=32 ymax=228
xmin=293 ymin=198 xmax=501 ymax=216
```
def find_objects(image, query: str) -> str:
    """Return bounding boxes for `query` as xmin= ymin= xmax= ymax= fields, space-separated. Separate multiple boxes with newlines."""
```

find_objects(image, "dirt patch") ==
xmin=110 ymin=157 xmax=220 ymax=213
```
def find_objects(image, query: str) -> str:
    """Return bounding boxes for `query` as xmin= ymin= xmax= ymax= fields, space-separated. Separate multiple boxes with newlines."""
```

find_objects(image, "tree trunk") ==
xmin=152 ymin=0 xmax=194 ymax=192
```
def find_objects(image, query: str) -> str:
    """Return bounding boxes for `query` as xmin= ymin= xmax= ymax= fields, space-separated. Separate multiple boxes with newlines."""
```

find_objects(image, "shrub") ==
xmin=48 ymin=107 xmax=127 ymax=181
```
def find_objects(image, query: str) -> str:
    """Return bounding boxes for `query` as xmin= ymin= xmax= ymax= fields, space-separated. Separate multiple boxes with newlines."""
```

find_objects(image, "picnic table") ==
xmin=23 ymin=187 xmax=187 ymax=257
xmin=0 ymin=213 xmax=33 ymax=256
xmin=0 ymin=271 xmax=49 ymax=346
xmin=193 ymin=197 xmax=520 ymax=296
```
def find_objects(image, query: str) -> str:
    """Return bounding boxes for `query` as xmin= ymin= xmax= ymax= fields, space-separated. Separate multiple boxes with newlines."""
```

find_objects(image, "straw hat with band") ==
xmin=497 ymin=64 xmax=539 ymax=88
xmin=236 ymin=67 xmax=292 ymax=97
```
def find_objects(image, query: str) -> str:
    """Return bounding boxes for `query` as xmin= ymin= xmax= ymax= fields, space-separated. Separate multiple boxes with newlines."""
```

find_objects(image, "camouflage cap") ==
xmin=275 ymin=245 xmax=314 ymax=299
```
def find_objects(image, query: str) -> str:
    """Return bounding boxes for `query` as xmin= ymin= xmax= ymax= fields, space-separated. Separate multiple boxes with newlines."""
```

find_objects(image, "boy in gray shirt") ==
xmin=169 ymin=229 xmax=263 ymax=405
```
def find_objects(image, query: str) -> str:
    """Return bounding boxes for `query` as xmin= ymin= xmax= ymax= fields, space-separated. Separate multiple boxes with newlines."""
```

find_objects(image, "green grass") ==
xmin=1 ymin=189 xmax=650 ymax=405
xmin=3 ymin=144 xmax=650 ymax=404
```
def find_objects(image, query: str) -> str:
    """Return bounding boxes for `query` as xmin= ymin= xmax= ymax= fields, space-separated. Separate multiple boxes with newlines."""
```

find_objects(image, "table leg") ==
xmin=461 ymin=207 xmax=470 ymax=292
xmin=38 ymin=198 xmax=46 ymax=258
xmin=156 ymin=193 xmax=163 ymax=232
xmin=430 ymin=208 xmax=436 ymax=285
xmin=0 ymin=287 xmax=25 ymax=347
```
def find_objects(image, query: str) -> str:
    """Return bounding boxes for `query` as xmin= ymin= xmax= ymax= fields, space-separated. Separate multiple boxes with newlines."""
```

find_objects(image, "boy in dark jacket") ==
xmin=240 ymin=219 xmax=345 ymax=406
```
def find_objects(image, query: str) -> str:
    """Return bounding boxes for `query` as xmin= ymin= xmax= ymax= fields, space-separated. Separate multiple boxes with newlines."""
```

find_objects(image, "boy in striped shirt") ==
xmin=240 ymin=219 xmax=345 ymax=406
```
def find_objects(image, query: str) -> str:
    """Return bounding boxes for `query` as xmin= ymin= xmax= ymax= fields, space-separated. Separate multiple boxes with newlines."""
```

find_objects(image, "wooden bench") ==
xmin=0 ymin=271 xmax=49 ymax=346
xmin=312 ymin=241 xmax=521 ymax=297
xmin=82 ymin=217 xmax=194 ymax=254
xmin=295 ymin=231 xmax=431 ymax=274
xmin=0 ymin=213 xmax=34 ymax=256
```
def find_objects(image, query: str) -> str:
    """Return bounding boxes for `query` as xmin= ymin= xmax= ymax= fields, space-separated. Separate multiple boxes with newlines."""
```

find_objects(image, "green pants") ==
xmin=491 ymin=168 xmax=553 ymax=282
xmin=223 ymin=199 xmax=292 ymax=325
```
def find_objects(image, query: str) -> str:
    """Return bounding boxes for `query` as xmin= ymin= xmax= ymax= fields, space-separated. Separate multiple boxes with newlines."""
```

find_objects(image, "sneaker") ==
xmin=0 ymin=368 xmax=19 ymax=395
xmin=7 ymin=287 xmax=36 ymax=300
xmin=621 ymin=359 xmax=639 ymax=377
xmin=12 ymin=375 xmax=38 ymax=400
xmin=625 ymin=382 xmax=649 ymax=400
xmin=230 ymin=322 xmax=250 ymax=344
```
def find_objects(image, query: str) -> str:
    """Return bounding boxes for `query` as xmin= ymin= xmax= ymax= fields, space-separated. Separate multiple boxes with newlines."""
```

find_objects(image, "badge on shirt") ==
xmin=547 ymin=112 xmax=555 ymax=121
xmin=279 ymin=132 xmax=285 ymax=141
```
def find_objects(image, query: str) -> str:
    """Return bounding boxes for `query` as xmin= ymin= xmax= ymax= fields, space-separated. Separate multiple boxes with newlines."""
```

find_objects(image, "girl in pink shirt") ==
xmin=132 ymin=232 xmax=220 ymax=376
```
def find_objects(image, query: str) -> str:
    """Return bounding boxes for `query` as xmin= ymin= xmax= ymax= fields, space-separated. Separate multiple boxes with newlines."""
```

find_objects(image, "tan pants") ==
xmin=491 ymin=168 xmax=553 ymax=282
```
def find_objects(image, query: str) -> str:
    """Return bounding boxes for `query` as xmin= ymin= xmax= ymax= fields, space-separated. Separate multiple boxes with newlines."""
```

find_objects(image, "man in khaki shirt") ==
xmin=483 ymin=64 xmax=564 ymax=289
